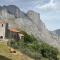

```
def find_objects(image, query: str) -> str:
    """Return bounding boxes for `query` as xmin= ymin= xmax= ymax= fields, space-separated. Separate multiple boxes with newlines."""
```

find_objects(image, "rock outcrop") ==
xmin=52 ymin=29 xmax=60 ymax=36
xmin=0 ymin=5 xmax=60 ymax=49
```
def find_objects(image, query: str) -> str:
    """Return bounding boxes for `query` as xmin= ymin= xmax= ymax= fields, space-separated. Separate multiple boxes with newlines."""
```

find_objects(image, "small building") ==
xmin=8 ymin=28 xmax=24 ymax=40
xmin=0 ymin=20 xmax=24 ymax=40
xmin=0 ymin=20 xmax=8 ymax=39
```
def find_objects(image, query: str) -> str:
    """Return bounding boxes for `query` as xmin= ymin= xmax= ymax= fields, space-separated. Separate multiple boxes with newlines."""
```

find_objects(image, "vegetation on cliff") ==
xmin=8 ymin=31 xmax=59 ymax=60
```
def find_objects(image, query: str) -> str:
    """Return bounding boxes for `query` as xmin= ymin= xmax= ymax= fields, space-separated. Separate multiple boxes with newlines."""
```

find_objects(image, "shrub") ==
xmin=8 ymin=31 xmax=59 ymax=60
xmin=40 ymin=43 xmax=58 ymax=60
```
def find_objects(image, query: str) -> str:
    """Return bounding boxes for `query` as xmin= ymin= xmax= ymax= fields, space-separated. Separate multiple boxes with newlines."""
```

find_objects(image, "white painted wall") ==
xmin=0 ymin=23 xmax=6 ymax=39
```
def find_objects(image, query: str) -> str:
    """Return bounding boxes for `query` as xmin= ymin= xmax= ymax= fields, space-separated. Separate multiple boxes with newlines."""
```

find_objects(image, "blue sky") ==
xmin=0 ymin=0 xmax=60 ymax=31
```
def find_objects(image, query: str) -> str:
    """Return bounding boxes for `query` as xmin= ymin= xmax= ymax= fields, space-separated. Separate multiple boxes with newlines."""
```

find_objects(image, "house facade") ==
xmin=7 ymin=28 xmax=24 ymax=40
xmin=0 ymin=20 xmax=8 ymax=39
xmin=0 ymin=20 xmax=24 ymax=40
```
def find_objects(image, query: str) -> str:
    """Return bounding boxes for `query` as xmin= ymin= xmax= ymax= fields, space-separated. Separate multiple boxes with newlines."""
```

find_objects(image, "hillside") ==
xmin=9 ymin=31 xmax=59 ymax=60
xmin=0 ymin=5 xmax=60 ymax=49
xmin=0 ymin=41 xmax=33 ymax=60
xmin=52 ymin=29 xmax=60 ymax=36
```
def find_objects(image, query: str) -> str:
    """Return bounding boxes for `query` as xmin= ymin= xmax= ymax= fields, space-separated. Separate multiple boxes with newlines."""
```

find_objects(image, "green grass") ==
xmin=0 ymin=42 xmax=12 ymax=60
xmin=0 ymin=41 xmax=33 ymax=60
xmin=9 ymin=31 xmax=59 ymax=60
xmin=0 ymin=41 xmax=59 ymax=60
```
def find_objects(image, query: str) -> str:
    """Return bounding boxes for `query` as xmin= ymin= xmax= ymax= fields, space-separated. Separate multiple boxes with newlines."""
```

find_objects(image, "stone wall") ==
xmin=0 ymin=23 xmax=6 ymax=39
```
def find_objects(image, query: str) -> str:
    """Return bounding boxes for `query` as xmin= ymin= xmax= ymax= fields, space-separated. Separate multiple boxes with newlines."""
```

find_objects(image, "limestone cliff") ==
xmin=0 ymin=5 xmax=60 ymax=49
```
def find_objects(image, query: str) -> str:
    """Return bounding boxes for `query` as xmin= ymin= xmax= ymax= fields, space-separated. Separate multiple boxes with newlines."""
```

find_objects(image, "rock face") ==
xmin=0 ymin=5 xmax=60 ymax=49
xmin=52 ymin=29 xmax=60 ymax=36
xmin=0 ymin=5 xmax=25 ymax=19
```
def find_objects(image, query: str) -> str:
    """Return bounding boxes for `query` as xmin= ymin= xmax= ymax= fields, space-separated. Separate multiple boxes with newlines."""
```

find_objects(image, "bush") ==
xmin=40 ymin=43 xmax=58 ymax=60
xmin=8 ymin=31 xmax=59 ymax=60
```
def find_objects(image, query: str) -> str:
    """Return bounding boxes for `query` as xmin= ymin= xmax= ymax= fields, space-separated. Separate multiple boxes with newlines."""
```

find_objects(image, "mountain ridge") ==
xmin=52 ymin=29 xmax=60 ymax=36
xmin=0 ymin=5 xmax=60 ymax=49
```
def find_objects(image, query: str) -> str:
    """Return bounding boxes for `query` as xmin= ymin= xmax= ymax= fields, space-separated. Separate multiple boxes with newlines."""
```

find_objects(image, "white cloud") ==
xmin=40 ymin=0 xmax=55 ymax=8
xmin=34 ymin=0 xmax=60 ymax=12
xmin=7 ymin=0 xmax=16 ymax=2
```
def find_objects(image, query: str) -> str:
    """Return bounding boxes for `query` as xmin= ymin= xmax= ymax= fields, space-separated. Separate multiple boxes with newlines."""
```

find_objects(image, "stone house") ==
xmin=8 ymin=28 xmax=24 ymax=40
xmin=0 ymin=20 xmax=24 ymax=40
xmin=0 ymin=20 xmax=8 ymax=39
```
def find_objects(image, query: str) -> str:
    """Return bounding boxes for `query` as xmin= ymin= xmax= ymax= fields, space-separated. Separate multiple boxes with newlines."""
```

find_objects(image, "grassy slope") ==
xmin=0 ymin=41 xmax=33 ymax=60
xmin=0 ymin=41 xmax=59 ymax=60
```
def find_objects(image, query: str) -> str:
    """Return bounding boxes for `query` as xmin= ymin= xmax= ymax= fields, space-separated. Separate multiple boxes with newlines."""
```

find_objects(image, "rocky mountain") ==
xmin=0 ymin=5 xmax=60 ymax=49
xmin=0 ymin=5 xmax=26 ymax=19
xmin=52 ymin=29 xmax=60 ymax=36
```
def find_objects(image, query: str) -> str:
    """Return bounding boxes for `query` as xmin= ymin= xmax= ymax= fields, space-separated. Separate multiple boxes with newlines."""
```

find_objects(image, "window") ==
xmin=2 ymin=24 xmax=3 ymax=27
xmin=0 ymin=36 xmax=3 ymax=39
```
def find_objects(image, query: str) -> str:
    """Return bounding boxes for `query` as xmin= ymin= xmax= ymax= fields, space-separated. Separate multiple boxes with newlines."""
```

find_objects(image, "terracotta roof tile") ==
xmin=9 ymin=28 xmax=19 ymax=32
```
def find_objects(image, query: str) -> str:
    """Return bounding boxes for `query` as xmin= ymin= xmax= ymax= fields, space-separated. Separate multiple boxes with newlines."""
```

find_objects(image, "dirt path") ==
xmin=0 ymin=41 xmax=33 ymax=60
xmin=8 ymin=47 xmax=34 ymax=60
